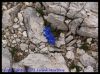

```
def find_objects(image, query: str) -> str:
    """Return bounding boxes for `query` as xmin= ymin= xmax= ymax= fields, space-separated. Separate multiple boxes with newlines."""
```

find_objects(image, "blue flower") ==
xmin=43 ymin=26 xmax=55 ymax=45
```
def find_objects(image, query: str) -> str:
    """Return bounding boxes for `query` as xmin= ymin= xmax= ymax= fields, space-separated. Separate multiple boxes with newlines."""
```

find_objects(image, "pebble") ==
xmin=91 ymin=51 xmax=98 ymax=58
xmin=20 ymin=43 xmax=28 ymax=51
xmin=14 ymin=17 xmax=18 ymax=23
xmin=71 ymin=68 xmax=76 ymax=72
xmin=11 ymin=36 xmax=14 ymax=39
xmin=23 ymin=31 xmax=27 ymax=37
xmin=2 ymin=40 xmax=7 ymax=45
xmin=16 ymin=38 xmax=20 ymax=42
xmin=40 ymin=47 xmax=48 ymax=53
xmin=60 ymin=33 xmax=65 ymax=38
xmin=13 ymin=34 xmax=17 ymax=38
xmin=86 ymin=38 xmax=92 ymax=44
xmin=66 ymin=35 xmax=73 ymax=43
xmin=13 ymin=24 xmax=19 ymax=28
xmin=2 ymin=5 xmax=7 ymax=10
xmin=84 ymin=66 xmax=94 ymax=72
xmin=24 ymin=2 xmax=30 ymax=6
xmin=65 ymin=20 xmax=71 ymax=24
xmin=39 ymin=44 xmax=45 ymax=49
xmin=66 ymin=51 xmax=74 ymax=60
xmin=77 ymin=48 xmax=85 ymax=55
xmin=25 ymin=49 xmax=29 ymax=52
xmin=6 ymin=32 xmax=10 ymax=36
xmin=67 ymin=40 xmax=76 ymax=46
xmin=12 ymin=40 xmax=16 ymax=43
xmin=20 ymin=22 xmax=24 ymax=26
xmin=76 ymin=40 xmax=81 ymax=47
xmin=18 ymin=13 xmax=23 ymax=22
xmin=66 ymin=46 xmax=75 ymax=51
xmin=65 ymin=31 xmax=71 ymax=37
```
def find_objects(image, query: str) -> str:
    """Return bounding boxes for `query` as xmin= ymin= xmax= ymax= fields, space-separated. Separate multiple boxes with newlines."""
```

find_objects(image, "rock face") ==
xmin=2 ymin=47 xmax=12 ymax=72
xmin=22 ymin=7 xmax=47 ymax=44
xmin=19 ymin=53 xmax=69 ymax=72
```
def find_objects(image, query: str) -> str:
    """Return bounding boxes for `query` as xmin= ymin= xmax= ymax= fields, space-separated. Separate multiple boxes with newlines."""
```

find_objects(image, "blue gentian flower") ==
xmin=43 ymin=26 xmax=55 ymax=45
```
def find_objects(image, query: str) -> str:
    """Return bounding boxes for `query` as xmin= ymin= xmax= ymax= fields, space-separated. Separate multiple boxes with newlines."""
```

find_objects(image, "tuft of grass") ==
xmin=79 ymin=42 xmax=89 ymax=51
xmin=9 ymin=47 xmax=17 ymax=57
xmin=69 ymin=61 xmax=82 ymax=72
xmin=36 ymin=7 xmax=44 ymax=17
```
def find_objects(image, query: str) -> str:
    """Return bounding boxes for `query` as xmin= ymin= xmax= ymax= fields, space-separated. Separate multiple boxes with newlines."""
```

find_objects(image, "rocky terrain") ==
xmin=2 ymin=2 xmax=98 ymax=72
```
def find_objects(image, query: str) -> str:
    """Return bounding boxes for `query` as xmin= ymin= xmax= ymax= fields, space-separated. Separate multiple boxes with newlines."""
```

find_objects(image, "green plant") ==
xmin=36 ymin=8 xmax=44 ymax=17
xmin=79 ymin=42 xmax=89 ymax=51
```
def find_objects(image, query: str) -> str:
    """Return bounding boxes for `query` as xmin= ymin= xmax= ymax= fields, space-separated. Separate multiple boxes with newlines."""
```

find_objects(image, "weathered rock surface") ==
xmin=17 ymin=53 xmax=69 ymax=72
xmin=44 ymin=13 xmax=68 ymax=30
xmin=22 ymin=7 xmax=47 ymax=44
xmin=80 ymin=53 xmax=96 ymax=68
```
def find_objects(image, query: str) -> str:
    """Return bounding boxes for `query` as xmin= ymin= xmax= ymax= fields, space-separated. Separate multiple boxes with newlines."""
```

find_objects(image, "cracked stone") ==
xmin=67 ymin=40 xmax=76 ymax=46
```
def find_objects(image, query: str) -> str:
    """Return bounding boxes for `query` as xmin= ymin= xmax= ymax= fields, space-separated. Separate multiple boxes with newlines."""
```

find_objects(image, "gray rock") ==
xmin=18 ymin=12 xmax=23 ymax=23
xmin=80 ymin=53 xmax=96 ymax=68
xmin=13 ymin=23 xmax=19 ymax=28
xmin=81 ymin=14 xmax=98 ymax=28
xmin=2 ymin=40 xmax=7 ymax=45
xmin=66 ymin=51 xmax=74 ymax=60
xmin=66 ymin=2 xmax=86 ymax=18
xmin=65 ymin=35 xmax=73 ymax=43
xmin=21 ymin=53 xmax=69 ymax=72
xmin=12 ymin=62 xmax=26 ymax=72
xmin=71 ymin=68 xmax=76 ymax=72
xmin=43 ymin=2 xmax=66 ymax=15
xmin=84 ymin=2 xmax=98 ymax=13
xmin=68 ymin=18 xmax=83 ymax=34
xmin=22 ymin=7 xmax=47 ymax=44
xmin=77 ymin=48 xmax=85 ymax=55
xmin=56 ymin=33 xmax=65 ymax=47
xmin=2 ymin=47 xmax=12 ymax=72
xmin=67 ymin=40 xmax=76 ymax=46
xmin=84 ymin=66 xmax=94 ymax=72
xmin=86 ymin=38 xmax=92 ymax=44
xmin=20 ymin=43 xmax=28 ymax=51
xmin=77 ymin=27 xmax=98 ymax=38
xmin=23 ymin=31 xmax=27 ymax=37
xmin=66 ymin=46 xmax=75 ymax=51
xmin=44 ymin=13 xmax=68 ymax=31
